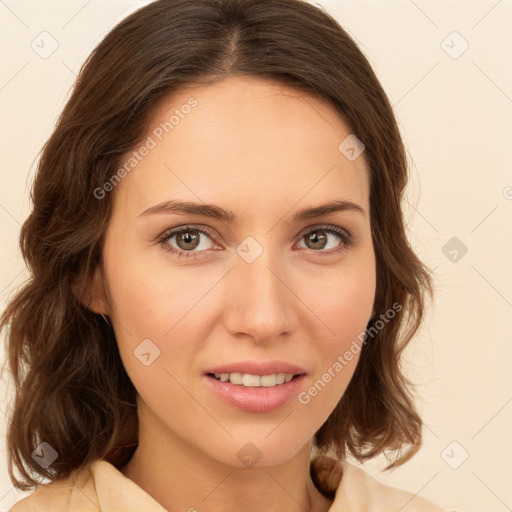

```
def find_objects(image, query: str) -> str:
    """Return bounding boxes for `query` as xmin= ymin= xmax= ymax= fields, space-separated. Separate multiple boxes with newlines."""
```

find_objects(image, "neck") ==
xmin=120 ymin=404 xmax=333 ymax=512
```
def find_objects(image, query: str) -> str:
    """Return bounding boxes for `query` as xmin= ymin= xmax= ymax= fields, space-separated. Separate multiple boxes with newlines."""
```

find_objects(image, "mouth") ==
xmin=205 ymin=371 xmax=304 ymax=388
xmin=203 ymin=369 xmax=307 ymax=413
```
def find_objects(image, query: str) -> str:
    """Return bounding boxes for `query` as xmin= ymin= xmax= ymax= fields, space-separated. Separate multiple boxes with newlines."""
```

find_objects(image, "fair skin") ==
xmin=86 ymin=76 xmax=376 ymax=512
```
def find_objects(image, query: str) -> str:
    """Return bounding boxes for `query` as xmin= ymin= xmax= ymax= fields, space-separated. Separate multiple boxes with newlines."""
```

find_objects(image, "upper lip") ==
xmin=205 ymin=360 xmax=306 ymax=376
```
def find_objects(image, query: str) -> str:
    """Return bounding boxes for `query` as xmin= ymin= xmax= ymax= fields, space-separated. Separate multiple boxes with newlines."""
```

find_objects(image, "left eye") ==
xmin=158 ymin=225 xmax=353 ymax=259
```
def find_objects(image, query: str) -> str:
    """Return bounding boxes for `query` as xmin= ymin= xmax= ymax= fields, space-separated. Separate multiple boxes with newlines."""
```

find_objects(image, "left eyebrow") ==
xmin=137 ymin=199 xmax=367 ymax=222
xmin=290 ymin=199 xmax=367 ymax=221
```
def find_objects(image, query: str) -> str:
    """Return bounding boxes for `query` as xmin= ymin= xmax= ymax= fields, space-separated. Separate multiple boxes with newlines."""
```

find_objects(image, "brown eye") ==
xmin=159 ymin=226 xmax=219 ymax=259
xmin=297 ymin=225 xmax=353 ymax=254
xmin=175 ymin=230 xmax=201 ymax=251
xmin=304 ymin=229 xmax=328 ymax=250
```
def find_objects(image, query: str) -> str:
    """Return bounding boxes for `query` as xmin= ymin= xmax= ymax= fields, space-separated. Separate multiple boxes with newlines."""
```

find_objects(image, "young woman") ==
xmin=2 ymin=0 xmax=456 ymax=510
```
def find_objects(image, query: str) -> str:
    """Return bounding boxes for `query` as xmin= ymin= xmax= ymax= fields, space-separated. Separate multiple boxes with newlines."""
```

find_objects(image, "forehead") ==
xmin=114 ymin=76 xmax=370 ymax=217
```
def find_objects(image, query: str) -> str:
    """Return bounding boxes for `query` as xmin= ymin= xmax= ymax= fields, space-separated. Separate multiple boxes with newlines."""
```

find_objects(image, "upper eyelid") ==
xmin=158 ymin=224 xmax=219 ymax=244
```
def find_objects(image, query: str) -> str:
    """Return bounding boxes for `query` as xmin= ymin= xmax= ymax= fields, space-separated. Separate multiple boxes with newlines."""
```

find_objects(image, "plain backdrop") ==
xmin=0 ymin=1 xmax=511 ymax=511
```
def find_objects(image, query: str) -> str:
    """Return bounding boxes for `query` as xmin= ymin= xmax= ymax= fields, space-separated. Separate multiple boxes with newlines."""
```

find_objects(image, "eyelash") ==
xmin=157 ymin=224 xmax=354 ymax=260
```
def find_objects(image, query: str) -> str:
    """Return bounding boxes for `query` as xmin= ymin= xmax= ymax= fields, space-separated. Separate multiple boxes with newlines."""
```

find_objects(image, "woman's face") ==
xmin=94 ymin=76 xmax=376 ymax=467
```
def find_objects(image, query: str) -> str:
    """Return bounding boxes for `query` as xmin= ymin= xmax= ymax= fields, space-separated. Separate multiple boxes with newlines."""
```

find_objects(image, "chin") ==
xmin=204 ymin=431 xmax=312 ymax=470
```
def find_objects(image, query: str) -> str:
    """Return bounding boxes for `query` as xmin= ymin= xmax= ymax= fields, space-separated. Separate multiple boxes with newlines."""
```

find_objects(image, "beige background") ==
xmin=0 ymin=1 xmax=511 ymax=510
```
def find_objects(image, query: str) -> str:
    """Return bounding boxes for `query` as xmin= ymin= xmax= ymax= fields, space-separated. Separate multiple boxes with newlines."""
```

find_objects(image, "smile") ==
xmin=207 ymin=372 xmax=297 ymax=387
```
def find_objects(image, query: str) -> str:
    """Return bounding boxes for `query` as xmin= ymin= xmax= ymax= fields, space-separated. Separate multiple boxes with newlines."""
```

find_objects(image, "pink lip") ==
xmin=204 ymin=373 xmax=306 ymax=413
xmin=204 ymin=360 xmax=306 ymax=376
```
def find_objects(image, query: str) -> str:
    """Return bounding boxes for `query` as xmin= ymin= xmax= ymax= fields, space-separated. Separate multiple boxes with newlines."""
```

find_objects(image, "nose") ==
xmin=223 ymin=246 xmax=297 ymax=344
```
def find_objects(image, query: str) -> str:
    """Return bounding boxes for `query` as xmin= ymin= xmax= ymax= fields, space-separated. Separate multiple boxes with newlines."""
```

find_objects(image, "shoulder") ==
xmin=8 ymin=463 xmax=98 ymax=511
xmin=311 ymin=454 xmax=455 ymax=512
xmin=9 ymin=459 xmax=167 ymax=512
xmin=336 ymin=461 xmax=449 ymax=511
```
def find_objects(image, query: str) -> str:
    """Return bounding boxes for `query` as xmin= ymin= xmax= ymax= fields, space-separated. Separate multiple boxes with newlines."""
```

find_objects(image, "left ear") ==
xmin=72 ymin=263 xmax=111 ymax=316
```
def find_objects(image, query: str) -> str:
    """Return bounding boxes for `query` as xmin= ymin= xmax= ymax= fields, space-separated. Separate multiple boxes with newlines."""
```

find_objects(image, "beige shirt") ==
xmin=9 ymin=458 xmax=455 ymax=511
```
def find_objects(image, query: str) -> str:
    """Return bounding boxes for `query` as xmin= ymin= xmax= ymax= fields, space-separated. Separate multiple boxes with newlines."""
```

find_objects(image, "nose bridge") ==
xmin=225 ymin=240 xmax=295 ymax=342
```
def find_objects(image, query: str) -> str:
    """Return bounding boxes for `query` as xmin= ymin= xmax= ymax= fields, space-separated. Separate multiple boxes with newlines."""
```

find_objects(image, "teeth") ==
xmin=211 ymin=372 xmax=297 ymax=387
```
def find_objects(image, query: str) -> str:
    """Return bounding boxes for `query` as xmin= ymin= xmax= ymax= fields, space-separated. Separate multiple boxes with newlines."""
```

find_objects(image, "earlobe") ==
xmin=72 ymin=264 xmax=110 ymax=316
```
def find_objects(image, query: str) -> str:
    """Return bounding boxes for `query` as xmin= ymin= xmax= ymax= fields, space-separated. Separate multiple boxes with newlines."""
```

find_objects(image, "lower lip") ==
xmin=204 ymin=374 xmax=306 ymax=413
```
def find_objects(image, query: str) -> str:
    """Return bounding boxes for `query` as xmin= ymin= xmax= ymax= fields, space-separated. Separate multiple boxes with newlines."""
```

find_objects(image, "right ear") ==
xmin=72 ymin=263 xmax=110 ymax=316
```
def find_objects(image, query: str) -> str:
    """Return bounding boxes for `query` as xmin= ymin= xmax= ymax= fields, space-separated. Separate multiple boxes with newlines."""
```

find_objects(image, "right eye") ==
xmin=158 ymin=225 xmax=221 ymax=259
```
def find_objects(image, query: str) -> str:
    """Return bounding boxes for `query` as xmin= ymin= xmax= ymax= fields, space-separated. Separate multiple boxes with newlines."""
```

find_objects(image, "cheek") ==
xmin=105 ymin=247 xmax=198 ymax=337
xmin=295 ymin=259 xmax=375 ymax=404
xmin=305 ymin=261 xmax=376 ymax=345
xmin=101 ymin=243 xmax=205 ymax=384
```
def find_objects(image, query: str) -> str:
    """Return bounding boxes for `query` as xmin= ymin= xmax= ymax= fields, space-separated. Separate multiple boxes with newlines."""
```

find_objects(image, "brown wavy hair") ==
xmin=1 ymin=0 xmax=433 ymax=491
